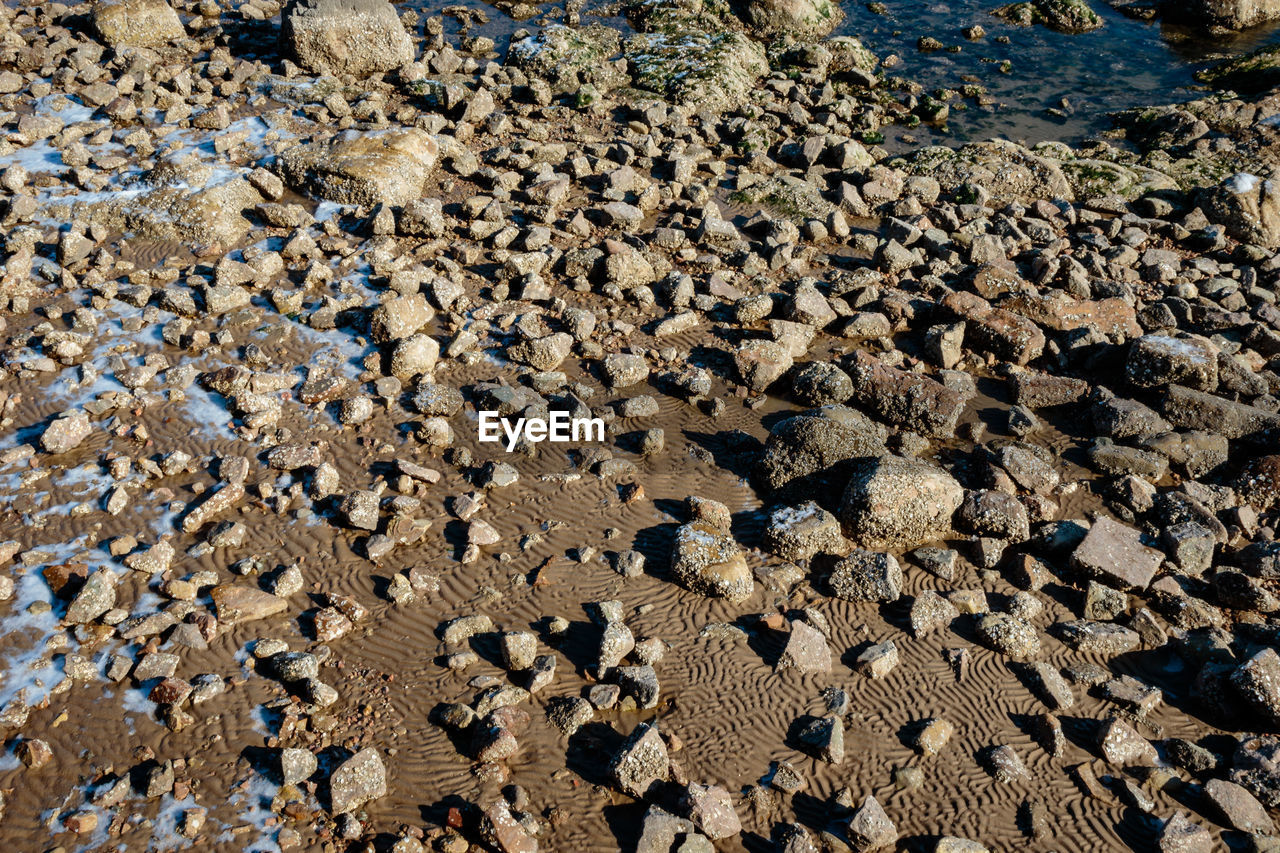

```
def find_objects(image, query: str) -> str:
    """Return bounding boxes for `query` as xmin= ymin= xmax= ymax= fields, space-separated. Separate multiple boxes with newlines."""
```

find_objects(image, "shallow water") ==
xmin=843 ymin=0 xmax=1280 ymax=144
xmin=424 ymin=0 xmax=1280 ymax=146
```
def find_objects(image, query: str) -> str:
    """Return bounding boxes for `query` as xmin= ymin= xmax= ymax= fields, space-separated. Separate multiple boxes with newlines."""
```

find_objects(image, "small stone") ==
xmin=609 ymin=723 xmax=668 ymax=797
xmin=914 ymin=718 xmax=956 ymax=756
xmin=329 ymin=748 xmax=387 ymax=814
xmin=776 ymin=620 xmax=832 ymax=674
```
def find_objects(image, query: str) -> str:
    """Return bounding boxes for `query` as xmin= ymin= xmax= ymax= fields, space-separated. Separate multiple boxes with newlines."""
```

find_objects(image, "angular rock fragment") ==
xmin=328 ymin=748 xmax=387 ymax=814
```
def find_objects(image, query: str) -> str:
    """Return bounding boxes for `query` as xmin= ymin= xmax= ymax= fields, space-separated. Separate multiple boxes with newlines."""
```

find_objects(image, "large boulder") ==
xmin=1126 ymin=334 xmax=1219 ymax=391
xmin=1203 ymin=171 xmax=1280 ymax=250
xmin=844 ymin=350 xmax=967 ymax=439
xmin=742 ymin=0 xmax=843 ymax=40
xmin=507 ymin=24 xmax=623 ymax=89
xmin=1069 ymin=517 xmax=1163 ymax=591
xmin=839 ymin=456 xmax=964 ymax=549
xmin=49 ymin=170 xmax=264 ymax=248
xmin=754 ymin=406 xmax=888 ymax=496
xmin=1176 ymin=0 xmax=1280 ymax=29
xmin=993 ymin=0 xmax=1103 ymax=32
xmin=278 ymin=129 xmax=439 ymax=207
xmin=281 ymin=0 xmax=414 ymax=77
xmin=902 ymin=140 xmax=1074 ymax=205
xmin=92 ymin=0 xmax=185 ymax=47
xmin=624 ymin=31 xmax=768 ymax=113
xmin=1055 ymin=155 xmax=1180 ymax=202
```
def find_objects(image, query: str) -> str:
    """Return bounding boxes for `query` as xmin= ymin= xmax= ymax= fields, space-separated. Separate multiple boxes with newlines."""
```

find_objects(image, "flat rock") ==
xmin=1203 ymin=777 xmax=1274 ymax=833
xmin=328 ymin=747 xmax=387 ymax=814
xmin=279 ymin=129 xmax=439 ymax=207
xmin=670 ymin=521 xmax=753 ymax=602
xmin=1070 ymin=517 xmax=1163 ymax=590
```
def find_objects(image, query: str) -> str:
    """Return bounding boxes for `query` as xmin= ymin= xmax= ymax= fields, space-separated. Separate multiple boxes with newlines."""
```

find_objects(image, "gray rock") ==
xmin=1204 ymin=171 xmax=1279 ymax=247
xmin=507 ymin=24 xmax=622 ymax=88
xmin=795 ymin=714 xmax=844 ymax=764
xmin=1070 ymin=517 xmax=1163 ymax=590
xmin=1161 ymin=384 xmax=1280 ymax=440
xmin=1127 ymin=334 xmax=1219 ymax=391
xmin=1157 ymin=812 xmax=1212 ymax=853
xmin=270 ymin=651 xmax=320 ymax=683
xmin=1083 ymin=580 xmax=1129 ymax=621
xmin=756 ymin=407 xmax=888 ymax=495
xmin=681 ymin=783 xmax=741 ymax=840
xmin=1232 ymin=648 xmax=1280 ymax=726
xmin=598 ymin=621 xmax=634 ymax=670
xmin=743 ymin=0 xmax=842 ymax=39
xmin=830 ymin=550 xmax=903 ymax=602
xmin=910 ymin=590 xmax=959 ymax=637
xmin=933 ymin=838 xmax=990 ymax=853
xmin=616 ymin=665 xmax=661 ymax=709
xmin=328 ymin=748 xmax=387 ymax=814
xmin=603 ymin=353 xmax=649 ymax=388
xmin=791 ymin=362 xmax=853 ymax=406
xmin=1025 ymin=662 xmax=1074 ymax=710
xmin=278 ymin=129 xmax=439 ymax=207
xmin=845 ymin=350 xmax=967 ymax=438
xmin=1203 ymin=778 xmax=1274 ymax=833
xmin=845 ymin=794 xmax=897 ymax=849
xmin=499 ymin=632 xmax=538 ymax=671
xmin=1055 ymin=620 xmax=1141 ymax=654
xmin=1163 ymin=522 xmax=1215 ymax=576
xmin=670 ymin=522 xmax=753 ymax=602
xmin=41 ymin=411 xmax=92 ymax=454
xmin=735 ymin=340 xmax=793 ymax=392
xmin=340 ymin=490 xmax=380 ymax=531
xmin=840 ymin=456 xmax=963 ymax=549
xmin=975 ymin=613 xmax=1040 ymax=659
xmin=956 ymin=490 xmax=1030 ymax=542
xmin=481 ymin=799 xmax=538 ymax=853
xmin=993 ymin=0 xmax=1102 ymax=32
xmin=281 ymin=0 xmax=414 ymax=77
xmin=635 ymin=805 xmax=695 ymax=853
xmin=65 ymin=569 xmax=117 ymax=624
xmin=92 ymin=0 xmax=185 ymax=47
xmin=984 ymin=744 xmax=1030 ymax=783
xmin=609 ymin=723 xmax=668 ymax=798
xmin=545 ymin=696 xmax=593 ymax=735
xmin=776 ymin=620 xmax=832 ymax=674
xmin=914 ymin=718 xmax=956 ymax=755
xmin=439 ymin=614 xmax=494 ymax=645
xmin=1098 ymin=717 xmax=1158 ymax=766
xmin=853 ymin=640 xmax=899 ymax=678
xmin=508 ymin=333 xmax=573 ymax=371
xmin=281 ymin=748 xmax=318 ymax=785
xmin=764 ymin=502 xmax=848 ymax=562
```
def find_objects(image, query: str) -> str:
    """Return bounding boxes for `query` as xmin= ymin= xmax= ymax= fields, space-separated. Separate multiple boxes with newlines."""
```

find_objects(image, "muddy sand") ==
xmin=2 ymin=0 xmax=1280 ymax=851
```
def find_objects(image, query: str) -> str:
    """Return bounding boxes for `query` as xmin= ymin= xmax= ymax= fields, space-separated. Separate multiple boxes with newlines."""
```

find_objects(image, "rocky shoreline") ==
xmin=0 ymin=0 xmax=1279 ymax=851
